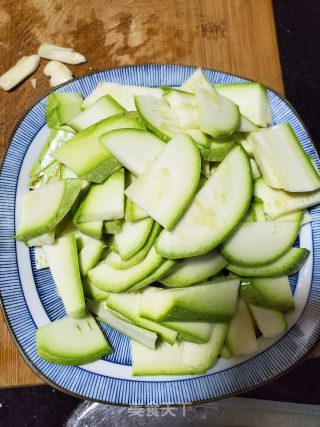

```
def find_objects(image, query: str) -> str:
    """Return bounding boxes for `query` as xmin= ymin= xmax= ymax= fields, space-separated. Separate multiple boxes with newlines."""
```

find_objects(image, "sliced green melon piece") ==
xmin=182 ymin=323 xmax=229 ymax=371
xmin=239 ymin=133 xmax=255 ymax=157
xmin=199 ymin=139 xmax=235 ymax=162
xmin=238 ymin=115 xmax=259 ymax=132
xmin=74 ymin=169 xmax=124 ymax=223
xmin=29 ymin=129 xmax=74 ymax=179
xmin=195 ymin=86 xmax=240 ymax=137
xmin=44 ymin=234 xmax=85 ymax=318
xmin=58 ymin=221 xmax=89 ymax=249
xmin=131 ymin=339 xmax=200 ymax=376
xmin=156 ymin=145 xmax=252 ymax=258
xmin=216 ymin=82 xmax=272 ymax=127
xmin=81 ymin=82 xmax=163 ymax=111
xmin=139 ymin=279 xmax=240 ymax=322
xmin=82 ymin=278 xmax=109 ymax=301
xmin=128 ymin=259 xmax=176 ymax=293
xmin=88 ymin=246 xmax=163 ymax=292
xmin=67 ymin=95 xmax=125 ymax=131
xmin=125 ymin=198 xmax=148 ymax=221
xmin=134 ymin=94 xmax=181 ymax=141
xmin=254 ymin=177 xmax=320 ymax=219
xmin=46 ymin=92 xmax=83 ymax=129
xmin=104 ymin=223 xmax=161 ymax=270
xmin=160 ymin=250 xmax=228 ymax=287
xmin=114 ymin=217 xmax=153 ymax=260
xmin=36 ymin=313 xmax=112 ymax=365
xmin=243 ymin=204 xmax=257 ymax=222
xmin=220 ymin=216 xmax=302 ymax=267
xmin=227 ymin=247 xmax=309 ymax=277
xmin=184 ymin=129 xmax=211 ymax=147
xmin=75 ymin=220 xmax=103 ymax=240
xmin=250 ymin=158 xmax=261 ymax=180
xmin=87 ymin=300 xmax=157 ymax=350
xmin=180 ymin=68 xmax=212 ymax=92
xmin=125 ymin=132 xmax=201 ymax=230
xmin=225 ymin=298 xmax=258 ymax=356
xmin=27 ymin=230 xmax=55 ymax=247
xmin=52 ymin=112 xmax=145 ymax=183
xmin=220 ymin=345 xmax=233 ymax=359
xmin=164 ymin=88 xmax=199 ymax=128
xmin=162 ymin=321 xmax=213 ymax=344
xmin=252 ymin=199 xmax=265 ymax=221
xmin=247 ymin=304 xmax=287 ymax=338
xmin=240 ymin=276 xmax=295 ymax=312
xmin=106 ymin=292 xmax=177 ymax=344
xmin=100 ymin=129 xmax=165 ymax=176
xmin=252 ymin=124 xmax=320 ymax=192
xmin=16 ymin=179 xmax=82 ymax=242
xmin=79 ymin=238 xmax=105 ymax=276
xmin=104 ymin=219 xmax=122 ymax=235
xmin=125 ymin=172 xmax=149 ymax=221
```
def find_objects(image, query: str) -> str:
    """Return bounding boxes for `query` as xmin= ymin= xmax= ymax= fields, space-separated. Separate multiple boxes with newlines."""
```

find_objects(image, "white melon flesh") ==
xmin=125 ymin=133 xmax=201 ymax=230
xmin=252 ymin=124 xmax=320 ymax=192
xmin=115 ymin=217 xmax=153 ymax=260
xmin=226 ymin=298 xmax=258 ymax=356
xmin=88 ymin=246 xmax=164 ymax=292
xmin=161 ymin=250 xmax=228 ymax=287
xmin=100 ymin=129 xmax=165 ymax=176
xmin=220 ymin=216 xmax=302 ymax=266
xmin=156 ymin=145 xmax=252 ymax=258
xmin=36 ymin=313 xmax=111 ymax=365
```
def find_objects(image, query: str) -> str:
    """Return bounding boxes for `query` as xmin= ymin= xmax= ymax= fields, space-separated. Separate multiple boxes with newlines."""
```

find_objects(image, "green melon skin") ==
xmin=36 ymin=313 xmax=112 ymax=365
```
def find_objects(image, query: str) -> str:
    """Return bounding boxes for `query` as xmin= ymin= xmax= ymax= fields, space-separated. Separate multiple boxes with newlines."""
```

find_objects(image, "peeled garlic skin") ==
xmin=0 ymin=55 xmax=40 ymax=91
xmin=38 ymin=43 xmax=86 ymax=65
xmin=44 ymin=60 xmax=73 ymax=87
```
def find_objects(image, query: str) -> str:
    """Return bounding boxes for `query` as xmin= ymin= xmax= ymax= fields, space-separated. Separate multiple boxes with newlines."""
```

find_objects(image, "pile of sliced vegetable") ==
xmin=17 ymin=68 xmax=320 ymax=375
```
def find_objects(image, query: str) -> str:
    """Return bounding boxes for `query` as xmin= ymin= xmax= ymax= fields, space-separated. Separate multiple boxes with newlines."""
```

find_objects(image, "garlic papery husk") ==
xmin=38 ymin=43 xmax=86 ymax=65
xmin=0 ymin=55 xmax=40 ymax=91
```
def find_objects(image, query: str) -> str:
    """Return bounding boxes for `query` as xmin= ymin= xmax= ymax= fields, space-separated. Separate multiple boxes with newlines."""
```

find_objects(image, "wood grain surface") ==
xmin=0 ymin=0 xmax=285 ymax=387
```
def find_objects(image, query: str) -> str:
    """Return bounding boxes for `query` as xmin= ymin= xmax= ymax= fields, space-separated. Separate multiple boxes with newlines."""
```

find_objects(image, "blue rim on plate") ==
xmin=1 ymin=65 xmax=320 ymax=406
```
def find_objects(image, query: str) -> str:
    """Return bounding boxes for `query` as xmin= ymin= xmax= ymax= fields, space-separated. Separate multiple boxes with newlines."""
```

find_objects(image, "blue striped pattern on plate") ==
xmin=0 ymin=65 xmax=320 ymax=405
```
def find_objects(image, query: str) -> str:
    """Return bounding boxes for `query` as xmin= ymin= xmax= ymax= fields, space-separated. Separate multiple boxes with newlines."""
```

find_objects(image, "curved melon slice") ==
xmin=106 ymin=292 xmax=177 ymax=344
xmin=195 ymin=86 xmax=240 ymax=137
xmin=100 ymin=129 xmax=165 ymax=176
xmin=156 ymin=145 xmax=252 ymax=258
xmin=115 ymin=217 xmax=153 ymax=260
xmin=252 ymin=124 xmax=320 ymax=192
xmin=134 ymin=95 xmax=180 ymax=141
xmin=161 ymin=250 xmax=228 ymax=287
xmin=128 ymin=259 xmax=176 ymax=293
xmin=227 ymin=247 xmax=309 ymax=277
xmin=36 ymin=313 xmax=112 ymax=365
xmin=131 ymin=340 xmax=199 ymax=376
xmin=220 ymin=214 xmax=302 ymax=267
xmin=125 ymin=133 xmax=201 ymax=230
xmin=88 ymin=246 xmax=163 ymax=292
xmin=254 ymin=177 xmax=320 ymax=219
xmin=16 ymin=179 xmax=82 ymax=242
xmin=105 ymin=223 xmax=161 ymax=270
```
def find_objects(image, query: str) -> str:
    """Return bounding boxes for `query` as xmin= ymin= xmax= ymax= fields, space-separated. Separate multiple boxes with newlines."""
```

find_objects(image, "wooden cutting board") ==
xmin=0 ymin=0 xmax=285 ymax=387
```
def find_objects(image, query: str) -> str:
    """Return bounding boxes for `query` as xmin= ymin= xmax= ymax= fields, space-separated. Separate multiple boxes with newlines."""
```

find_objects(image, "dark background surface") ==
xmin=1 ymin=1 xmax=320 ymax=426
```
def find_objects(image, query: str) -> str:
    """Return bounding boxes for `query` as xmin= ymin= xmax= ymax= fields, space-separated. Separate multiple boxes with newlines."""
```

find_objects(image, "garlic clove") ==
xmin=0 ymin=55 xmax=40 ymax=91
xmin=43 ymin=60 xmax=73 ymax=87
xmin=38 ymin=43 xmax=86 ymax=65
